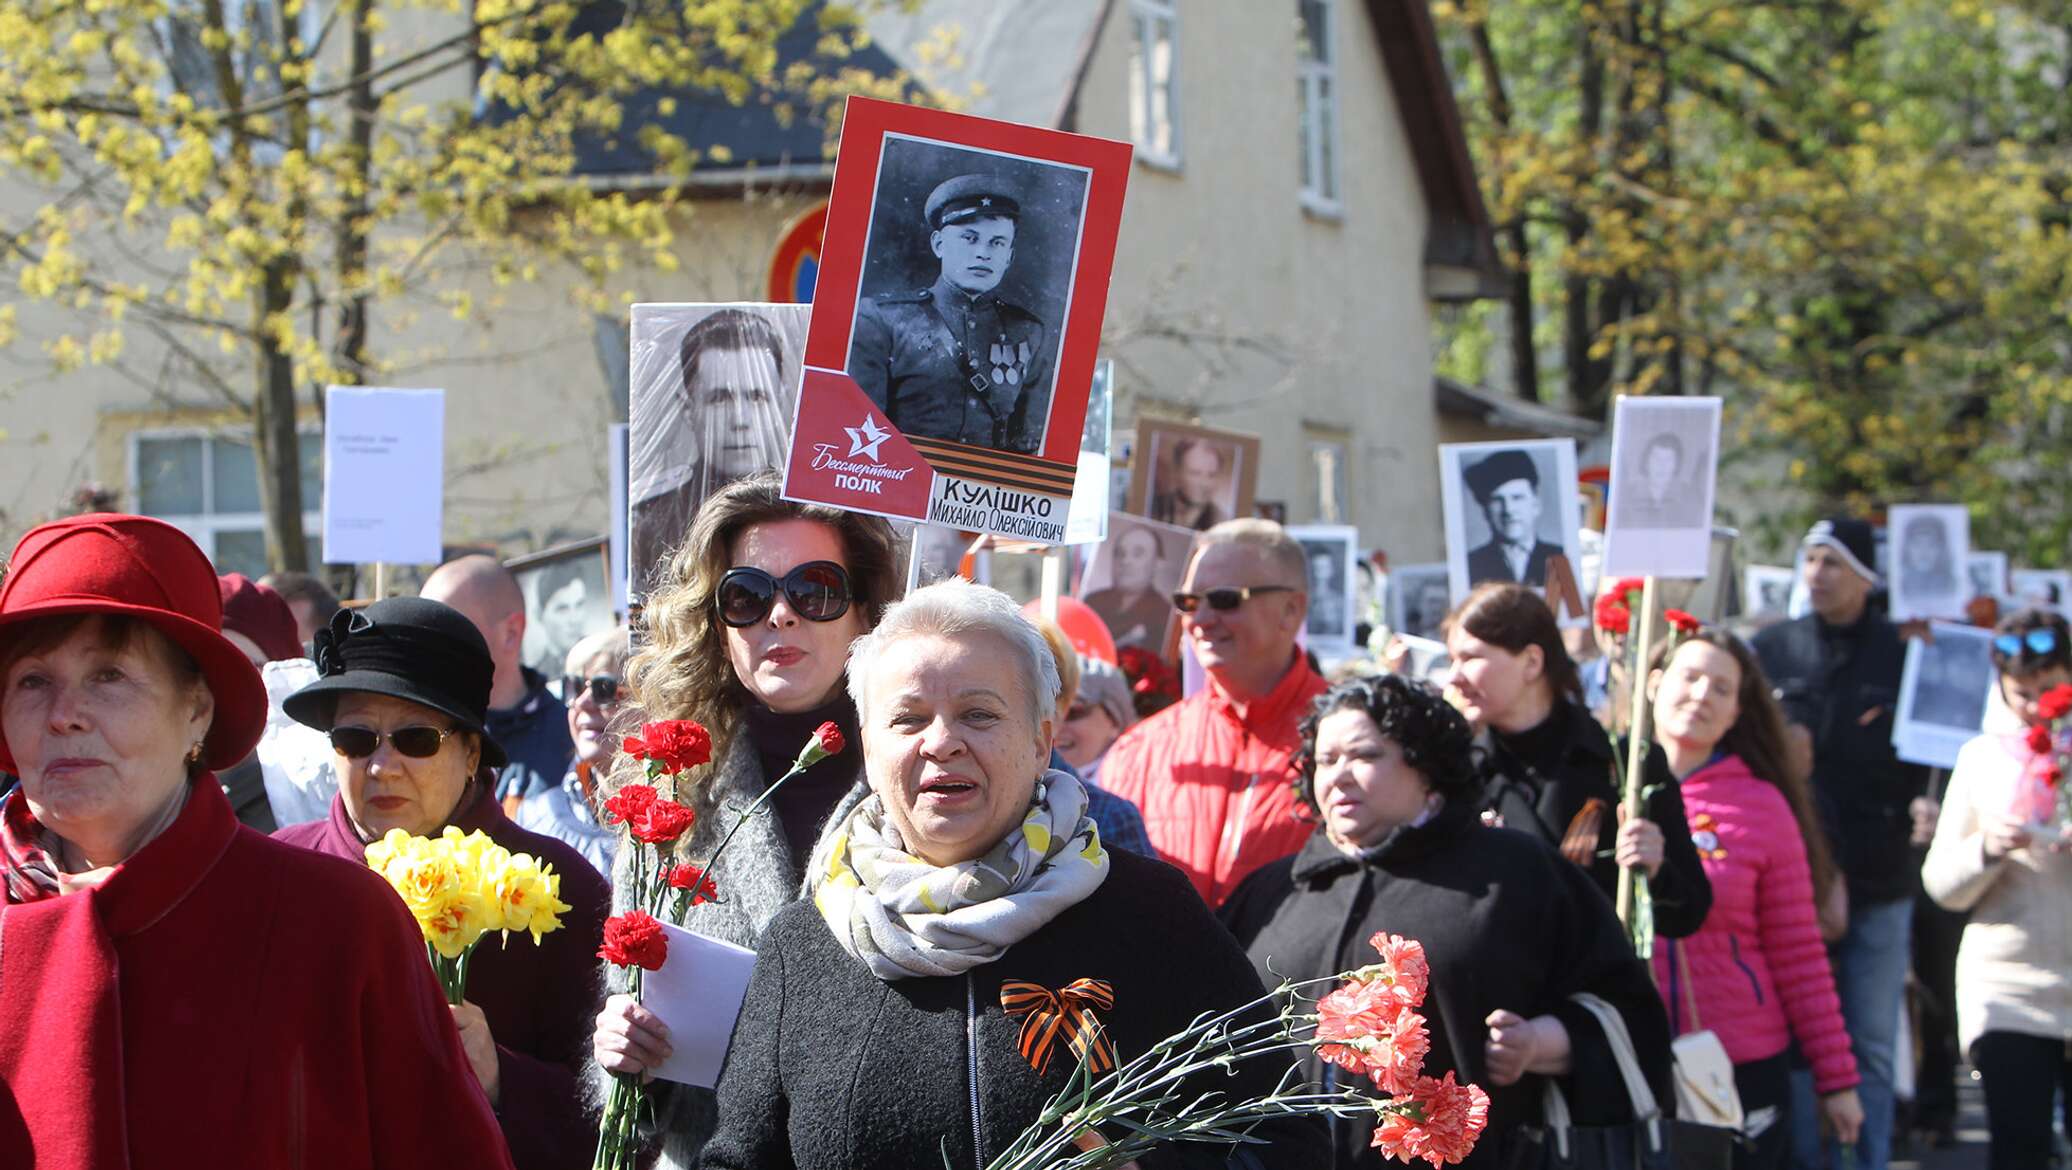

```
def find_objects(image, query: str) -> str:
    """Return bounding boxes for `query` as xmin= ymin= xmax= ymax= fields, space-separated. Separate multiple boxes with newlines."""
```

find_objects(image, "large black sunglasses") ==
xmin=329 ymin=725 xmax=459 ymax=760
xmin=716 ymin=561 xmax=854 ymax=628
xmin=1171 ymin=585 xmax=1295 ymax=615
xmin=563 ymin=674 xmax=621 ymax=706
xmin=1994 ymin=629 xmax=2061 ymax=660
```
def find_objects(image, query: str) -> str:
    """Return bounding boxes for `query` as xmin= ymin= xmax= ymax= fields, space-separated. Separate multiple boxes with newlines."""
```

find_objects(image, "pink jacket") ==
xmin=1651 ymin=755 xmax=1860 ymax=1094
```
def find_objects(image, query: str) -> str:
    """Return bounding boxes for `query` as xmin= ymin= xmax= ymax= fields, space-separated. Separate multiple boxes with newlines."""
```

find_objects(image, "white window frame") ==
xmin=1297 ymin=0 xmax=1342 ymax=216
xmin=1128 ymin=0 xmax=1183 ymax=171
xmin=127 ymin=426 xmax=322 ymax=571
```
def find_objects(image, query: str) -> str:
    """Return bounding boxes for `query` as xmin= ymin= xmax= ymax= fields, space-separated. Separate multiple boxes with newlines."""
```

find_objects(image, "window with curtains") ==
xmin=1296 ymin=0 xmax=1340 ymax=213
xmin=130 ymin=429 xmax=324 ymax=576
xmin=1128 ymin=0 xmax=1183 ymax=169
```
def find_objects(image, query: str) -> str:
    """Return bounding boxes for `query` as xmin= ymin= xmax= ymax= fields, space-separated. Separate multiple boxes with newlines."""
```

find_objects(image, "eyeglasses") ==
xmin=716 ymin=561 xmax=854 ymax=628
xmin=1170 ymin=585 xmax=1296 ymax=615
xmin=1993 ymin=629 xmax=2061 ymax=660
xmin=563 ymin=674 xmax=621 ymax=706
xmin=329 ymin=725 xmax=460 ymax=760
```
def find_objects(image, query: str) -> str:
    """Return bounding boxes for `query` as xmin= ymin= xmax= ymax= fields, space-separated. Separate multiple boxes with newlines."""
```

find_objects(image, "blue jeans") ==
xmin=1788 ymin=895 xmax=1912 ymax=1170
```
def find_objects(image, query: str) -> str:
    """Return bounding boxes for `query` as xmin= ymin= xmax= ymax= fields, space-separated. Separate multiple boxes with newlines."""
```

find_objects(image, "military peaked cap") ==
xmin=924 ymin=174 xmax=1022 ymax=230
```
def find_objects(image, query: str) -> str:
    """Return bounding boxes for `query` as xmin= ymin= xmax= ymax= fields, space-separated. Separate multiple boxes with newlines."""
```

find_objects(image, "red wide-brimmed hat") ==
xmin=0 ymin=513 xmax=267 ymax=773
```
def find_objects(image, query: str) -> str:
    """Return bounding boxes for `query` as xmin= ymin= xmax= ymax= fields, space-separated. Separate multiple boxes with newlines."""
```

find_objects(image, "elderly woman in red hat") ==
xmin=277 ymin=594 xmax=612 ymax=1170
xmin=0 ymin=514 xmax=512 ymax=1169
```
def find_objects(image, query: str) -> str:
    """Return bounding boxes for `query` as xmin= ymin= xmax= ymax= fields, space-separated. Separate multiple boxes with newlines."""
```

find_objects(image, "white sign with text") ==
xmin=321 ymin=387 xmax=446 ymax=565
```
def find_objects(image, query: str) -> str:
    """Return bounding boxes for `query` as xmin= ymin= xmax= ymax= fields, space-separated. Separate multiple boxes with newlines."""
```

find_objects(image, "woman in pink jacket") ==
xmin=1647 ymin=627 xmax=1862 ymax=1168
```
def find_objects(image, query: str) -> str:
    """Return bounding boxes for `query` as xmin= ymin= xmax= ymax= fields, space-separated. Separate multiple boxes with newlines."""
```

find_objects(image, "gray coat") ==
xmin=586 ymin=733 xmax=869 ymax=1170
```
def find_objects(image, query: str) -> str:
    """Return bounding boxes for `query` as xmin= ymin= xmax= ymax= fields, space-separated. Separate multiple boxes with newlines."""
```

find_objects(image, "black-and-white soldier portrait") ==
xmin=628 ymin=303 xmax=805 ymax=600
xmin=845 ymin=137 xmax=1088 ymax=455
xmin=1290 ymin=525 xmax=1358 ymax=649
xmin=1889 ymin=504 xmax=1969 ymax=621
xmin=1462 ymin=449 xmax=1562 ymax=588
xmin=1617 ymin=430 xmax=1708 ymax=530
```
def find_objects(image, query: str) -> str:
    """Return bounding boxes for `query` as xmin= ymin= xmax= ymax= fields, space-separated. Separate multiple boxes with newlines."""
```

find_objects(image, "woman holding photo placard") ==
xmin=1923 ymin=608 xmax=2072 ymax=1170
xmin=1443 ymin=584 xmax=1713 ymax=939
xmin=588 ymin=472 xmax=901 ymax=1169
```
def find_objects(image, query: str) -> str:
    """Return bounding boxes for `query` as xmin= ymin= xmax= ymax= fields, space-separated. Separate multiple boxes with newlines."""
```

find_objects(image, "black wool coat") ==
xmin=1219 ymin=800 xmax=1675 ymax=1170
xmin=700 ymin=848 xmax=1330 ymax=1170
xmin=1481 ymin=698 xmax=1713 ymax=938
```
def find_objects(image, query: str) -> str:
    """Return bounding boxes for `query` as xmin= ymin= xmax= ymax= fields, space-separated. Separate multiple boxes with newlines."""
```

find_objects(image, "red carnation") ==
xmin=2026 ymin=725 xmax=2054 ymax=756
xmin=2046 ymin=764 xmax=2065 ymax=789
xmin=815 ymin=721 xmax=845 ymax=756
xmin=667 ymin=863 xmax=719 ymax=905
xmin=1370 ymin=1072 xmax=1490 ymax=1167
xmin=1610 ymin=577 xmax=1646 ymax=602
xmin=794 ymin=721 xmax=846 ymax=769
xmin=2038 ymin=684 xmax=2072 ymax=724
xmin=622 ymin=719 xmax=714 ymax=776
xmin=1316 ymin=980 xmax=1431 ymax=1095
xmin=1594 ymin=594 xmax=1632 ymax=636
xmin=1366 ymin=932 xmax=1431 ymax=1005
xmin=602 ymin=784 xmax=657 ymax=827
xmin=626 ymin=797 xmax=697 ymax=845
xmin=598 ymin=911 xmax=669 ymax=970
xmin=1664 ymin=609 xmax=1700 ymax=636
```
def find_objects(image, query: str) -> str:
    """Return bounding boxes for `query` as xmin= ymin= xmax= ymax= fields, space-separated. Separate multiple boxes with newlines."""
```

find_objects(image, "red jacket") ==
xmin=1651 ymin=755 xmax=1859 ymax=1094
xmin=0 ymin=777 xmax=512 ymax=1169
xmin=1099 ymin=655 xmax=1326 ymax=906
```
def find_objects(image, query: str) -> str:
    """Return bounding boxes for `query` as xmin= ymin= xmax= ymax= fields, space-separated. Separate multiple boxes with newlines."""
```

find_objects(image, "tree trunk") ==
xmin=331 ymin=0 xmax=375 ymax=390
xmin=1466 ymin=20 xmax=1540 ymax=404
xmin=254 ymin=259 xmax=309 ymax=572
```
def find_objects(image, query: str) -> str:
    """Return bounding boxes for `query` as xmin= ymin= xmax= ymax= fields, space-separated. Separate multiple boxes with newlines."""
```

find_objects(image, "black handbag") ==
xmin=1504 ymin=994 xmax=1734 ymax=1170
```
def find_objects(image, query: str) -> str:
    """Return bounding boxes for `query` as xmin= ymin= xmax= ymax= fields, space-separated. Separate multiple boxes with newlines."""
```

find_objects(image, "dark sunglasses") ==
xmin=1171 ymin=585 xmax=1295 ymax=615
xmin=1994 ymin=629 xmax=2061 ymax=660
xmin=716 ymin=561 xmax=854 ymax=628
xmin=329 ymin=725 xmax=459 ymax=760
xmin=563 ymin=674 xmax=621 ymax=706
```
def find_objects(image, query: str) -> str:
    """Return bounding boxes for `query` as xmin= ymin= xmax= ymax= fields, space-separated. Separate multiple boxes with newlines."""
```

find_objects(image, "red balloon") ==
xmin=1022 ymin=597 xmax=1118 ymax=666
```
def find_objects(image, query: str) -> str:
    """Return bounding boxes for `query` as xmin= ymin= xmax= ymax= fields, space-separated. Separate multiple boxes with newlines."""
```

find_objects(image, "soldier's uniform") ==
xmin=847 ymin=176 xmax=1048 ymax=453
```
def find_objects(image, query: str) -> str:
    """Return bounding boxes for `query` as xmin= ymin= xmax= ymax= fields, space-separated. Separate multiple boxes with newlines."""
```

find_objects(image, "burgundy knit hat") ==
xmin=217 ymin=573 xmax=304 ymax=662
xmin=0 ymin=514 xmax=267 ymax=772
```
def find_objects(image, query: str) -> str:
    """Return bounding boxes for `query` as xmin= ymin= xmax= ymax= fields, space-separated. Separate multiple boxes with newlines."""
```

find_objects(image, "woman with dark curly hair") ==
xmin=1221 ymin=674 xmax=1671 ymax=1169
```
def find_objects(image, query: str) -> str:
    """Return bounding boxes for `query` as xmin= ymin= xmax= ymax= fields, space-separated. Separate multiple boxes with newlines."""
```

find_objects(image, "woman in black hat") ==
xmin=276 ymin=596 xmax=612 ymax=1170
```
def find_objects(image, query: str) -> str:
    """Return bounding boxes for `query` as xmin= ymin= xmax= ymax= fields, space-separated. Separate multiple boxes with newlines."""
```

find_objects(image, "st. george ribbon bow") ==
xmin=1000 ymin=978 xmax=1116 ymax=1076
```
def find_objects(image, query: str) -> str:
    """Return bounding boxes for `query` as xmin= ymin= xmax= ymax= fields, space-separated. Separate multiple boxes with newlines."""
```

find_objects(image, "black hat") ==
xmin=924 ymin=174 xmax=1021 ymax=231
xmin=1463 ymin=450 xmax=1540 ymax=501
xmin=1801 ymin=516 xmax=1879 ymax=585
xmin=284 ymin=597 xmax=509 ymax=769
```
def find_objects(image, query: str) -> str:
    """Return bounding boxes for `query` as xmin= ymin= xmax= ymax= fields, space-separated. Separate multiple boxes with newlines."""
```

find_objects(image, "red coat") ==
xmin=1098 ymin=654 xmax=1327 ymax=906
xmin=0 ymin=776 xmax=513 ymax=1169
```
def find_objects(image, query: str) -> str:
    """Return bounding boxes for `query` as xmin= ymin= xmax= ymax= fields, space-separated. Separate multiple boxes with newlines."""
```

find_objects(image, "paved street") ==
xmin=1895 ymin=1072 xmax=1989 ymax=1170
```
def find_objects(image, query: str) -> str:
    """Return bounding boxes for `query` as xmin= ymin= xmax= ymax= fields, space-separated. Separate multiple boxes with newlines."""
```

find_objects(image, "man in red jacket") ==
xmin=1100 ymin=519 xmax=1327 ymax=906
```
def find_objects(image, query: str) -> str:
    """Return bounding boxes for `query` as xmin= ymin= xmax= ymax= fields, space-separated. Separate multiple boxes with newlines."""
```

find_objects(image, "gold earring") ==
xmin=185 ymin=742 xmax=204 ymax=766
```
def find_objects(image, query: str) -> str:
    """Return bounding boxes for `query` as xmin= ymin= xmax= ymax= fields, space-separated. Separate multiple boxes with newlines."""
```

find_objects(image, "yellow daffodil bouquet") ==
xmin=366 ymin=826 xmax=573 ymax=1004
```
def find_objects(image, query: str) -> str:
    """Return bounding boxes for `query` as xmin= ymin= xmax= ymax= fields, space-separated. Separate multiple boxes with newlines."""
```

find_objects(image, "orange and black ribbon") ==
xmin=1000 ymin=978 xmax=1116 ymax=1076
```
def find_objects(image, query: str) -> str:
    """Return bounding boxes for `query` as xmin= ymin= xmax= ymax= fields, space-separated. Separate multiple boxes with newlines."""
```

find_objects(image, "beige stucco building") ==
xmin=0 ymin=0 xmax=1509 ymax=585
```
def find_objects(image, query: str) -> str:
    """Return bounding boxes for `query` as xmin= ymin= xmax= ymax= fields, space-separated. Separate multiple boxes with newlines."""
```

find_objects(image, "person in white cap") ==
xmin=1753 ymin=515 xmax=1929 ymax=1170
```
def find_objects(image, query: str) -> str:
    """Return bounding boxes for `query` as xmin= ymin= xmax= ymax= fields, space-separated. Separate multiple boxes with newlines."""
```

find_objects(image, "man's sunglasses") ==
xmin=1994 ymin=629 xmax=2061 ymax=660
xmin=563 ymin=674 xmax=621 ymax=706
xmin=1171 ymin=585 xmax=1296 ymax=615
xmin=329 ymin=725 xmax=460 ymax=760
xmin=716 ymin=561 xmax=854 ymax=628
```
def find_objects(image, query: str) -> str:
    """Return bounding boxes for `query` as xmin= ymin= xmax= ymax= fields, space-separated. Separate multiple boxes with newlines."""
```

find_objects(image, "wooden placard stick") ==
xmin=1615 ymin=575 xmax=1658 ymax=925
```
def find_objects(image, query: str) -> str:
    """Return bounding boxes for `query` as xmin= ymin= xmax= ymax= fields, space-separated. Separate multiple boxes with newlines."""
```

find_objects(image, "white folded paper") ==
xmin=641 ymin=923 xmax=759 ymax=1088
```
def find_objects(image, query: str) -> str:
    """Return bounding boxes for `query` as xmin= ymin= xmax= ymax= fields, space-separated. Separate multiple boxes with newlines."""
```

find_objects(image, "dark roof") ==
xmin=1359 ymin=0 xmax=1504 ymax=296
xmin=477 ymin=3 xmax=900 ymax=182
xmin=1435 ymin=377 xmax=1602 ymax=439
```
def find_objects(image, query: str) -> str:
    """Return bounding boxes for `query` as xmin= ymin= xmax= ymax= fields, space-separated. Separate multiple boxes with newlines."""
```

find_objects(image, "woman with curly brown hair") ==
xmin=588 ymin=471 xmax=901 ymax=1169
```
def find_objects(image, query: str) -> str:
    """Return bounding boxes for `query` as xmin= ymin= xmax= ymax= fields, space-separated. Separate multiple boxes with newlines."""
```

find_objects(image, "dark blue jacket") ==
xmin=488 ymin=667 xmax=575 ymax=802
